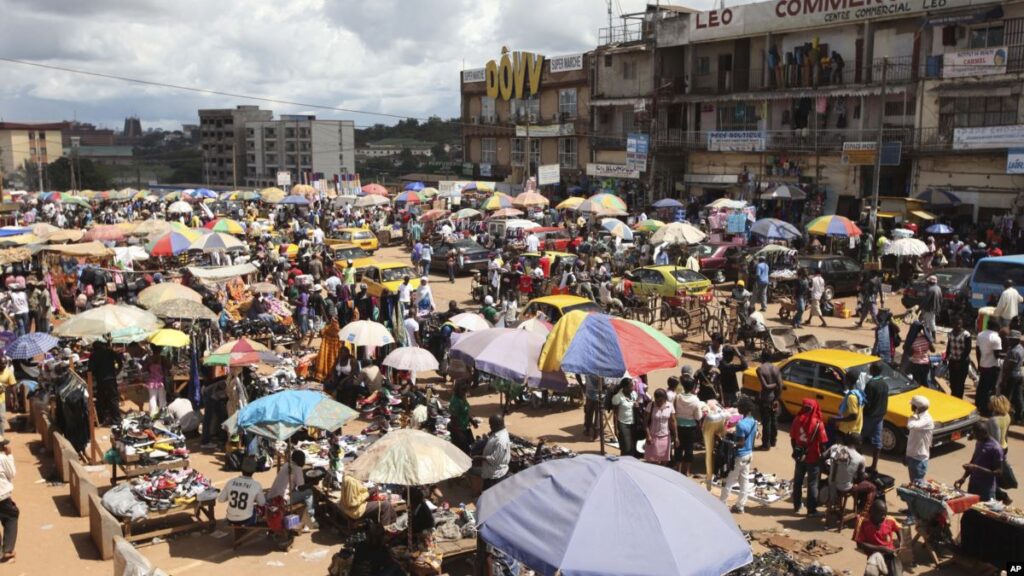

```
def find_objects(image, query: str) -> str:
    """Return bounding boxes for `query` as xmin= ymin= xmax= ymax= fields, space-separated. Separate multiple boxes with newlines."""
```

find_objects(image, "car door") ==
xmin=811 ymin=363 xmax=846 ymax=418
xmin=778 ymin=359 xmax=820 ymax=415
xmin=364 ymin=267 xmax=381 ymax=295
xmin=635 ymin=269 xmax=665 ymax=296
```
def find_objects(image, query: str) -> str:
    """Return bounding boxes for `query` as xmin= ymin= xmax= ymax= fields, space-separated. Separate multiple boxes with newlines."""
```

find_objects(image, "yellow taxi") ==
xmin=330 ymin=243 xmax=374 ymax=272
xmin=520 ymin=251 xmax=578 ymax=277
xmin=361 ymin=262 xmax=420 ymax=297
xmin=337 ymin=228 xmax=379 ymax=253
xmin=523 ymin=295 xmax=600 ymax=323
xmin=626 ymin=265 xmax=712 ymax=298
xmin=741 ymin=349 xmax=979 ymax=453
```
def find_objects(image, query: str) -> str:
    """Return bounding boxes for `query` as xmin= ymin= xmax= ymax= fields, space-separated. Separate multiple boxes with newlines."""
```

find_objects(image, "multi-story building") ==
xmin=61 ymin=121 xmax=116 ymax=147
xmin=122 ymin=116 xmax=143 ymax=139
xmin=461 ymin=50 xmax=591 ymax=186
xmin=243 ymin=115 xmax=356 ymax=188
xmin=198 ymin=105 xmax=272 ymax=186
xmin=0 ymin=122 xmax=65 ymax=186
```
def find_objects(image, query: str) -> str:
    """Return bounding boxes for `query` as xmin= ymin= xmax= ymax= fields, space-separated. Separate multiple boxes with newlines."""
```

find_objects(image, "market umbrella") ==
xmin=881 ymin=237 xmax=929 ymax=257
xmin=750 ymin=218 xmax=802 ymax=241
xmin=279 ymin=195 xmax=310 ymax=206
xmin=514 ymin=191 xmax=550 ymax=208
xmin=420 ymin=187 xmax=439 ymax=198
xmin=490 ymin=207 xmax=524 ymax=219
xmin=395 ymin=190 xmax=425 ymax=205
xmin=6 ymin=332 xmax=59 ymax=359
xmin=448 ymin=312 xmax=492 ymax=332
xmin=481 ymin=193 xmax=514 ymax=211
xmin=578 ymin=193 xmax=627 ymax=214
xmin=314 ymin=320 xmax=342 ymax=382
xmin=805 ymin=215 xmax=862 ymax=237
xmin=593 ymin=207 xmax=628 ymax=218
xmin=55 ymin=304 xmax=162 ymax=339
xmin=463 ymin=182 xmax=495 ymax=194
xmin=235 ymin=389 xmax=358 ymax=441
xmin=354 ymin=195 xmax=389 ymax=208
xmin=420 ymin=209 xmax=449 ymax=223
xmin=149 ymin=328 xmax=190 ymax=348
xmin=404 ymin=181 xmax=425 ymax=192
xmin=347 ymin=428 xmax=471 ymax=486
xmin=539 ymin=311 xmax=680 ymax=377
xmin=516 ymin=317 xmax=552 ymax=336
xmin=251 ymin=282 xmax=280 ymax=294
xmin=291 ymin=184 xmax=316 ymax=198
xmin=633 ymin=219 xmax=665 ymax=233
xmin=204 ymin=218 xmax=246 ymax=235
xmin=651 ymin=198 xmax=683 ymax=209
xmin=361 ymin=183 xmax=388 ymax=196
xmin=138 ymin=282 xmax=203 ymax=309
xmin=147 ymin=231 xmax=194 ymax=256
xmin=764 ymin=184 xmax=806 ymax=200
xmin=707 ymin=198 xmax=747 ymax=210
xmin=914 ymin=188 xmax=962 ymax=207
xmin=204 ymin=337 xmax=281 ymax=366
xmin=382 ymin=346 xmax=439 ymax=374
xmin=556 ymin=197 xmax=585 ymax=210
xmin=755 ymin=244 xmax=796 ymax=257
xmin=30 ymin=223 xmax=61 ymax=238
xmin=110 ymin=326 xmax=154 ymax=344
xmin=452 ymin=208 xmax=482 ymax=220
xmin=46 ymin=229 xmax=85 ymax=243
xmin=891 ymin=228 xmax=915 ymax=239
xmin=167 ymin=200 xmax=193 ymax=214
xmin=148 ymin=298 xmax=218 ymax=321
xmin=189 ymin=232 xmax=245 ymax=252
xmin=601 ymin=218 xmax=633 ymax=241
xmin=451 ymin=328 xmax=567 ymax=389
xmin=132 ymin=219 xmax=172 ymax=238
xmin=187 ymin=188 xmax=217 ymax=201
xmin=339 ymin=320 xmax=395 ymax=347
xmin=925 ymin=223 xmax=954 ymax=235
xmin=477 ymin=454 xmax=752 ymax=576
xmin=648 ymin=222 xmax=706 ymax=246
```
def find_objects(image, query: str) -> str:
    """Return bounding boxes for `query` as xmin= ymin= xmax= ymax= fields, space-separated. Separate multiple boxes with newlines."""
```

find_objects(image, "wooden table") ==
xmin=313 ymin=485 xmax=406 ymax=534
xmin=111 ymin=457 xmax=190 ymax=485
xmin=121 ymin=499 xmax=216 ymax=545
xmin=437 ymin=537 xmax=478 ymax=569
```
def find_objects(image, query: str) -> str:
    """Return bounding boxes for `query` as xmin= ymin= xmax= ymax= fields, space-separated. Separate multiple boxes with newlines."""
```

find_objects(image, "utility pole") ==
xmin=869 ymin=57 xmax=888 ymax=236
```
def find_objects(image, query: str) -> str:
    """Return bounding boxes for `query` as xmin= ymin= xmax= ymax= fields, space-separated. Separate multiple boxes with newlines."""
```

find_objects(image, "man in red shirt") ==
xmin=538 ymin=251 xmax=551 ymax=278
xmin=855 ymin=499 xmax=903 ymax=576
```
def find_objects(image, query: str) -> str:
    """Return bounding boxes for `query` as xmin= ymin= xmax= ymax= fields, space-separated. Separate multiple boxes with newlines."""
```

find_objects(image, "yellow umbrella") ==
xmin=138 ymin=282 xmax=203 ymax=309
xmin=260 ymin=187 xmax=286 ymax=203
xmin=291 ymin=184 xmax=316 ymax=197
xmin=149 ymin=328 xmax=190 ymax=348
xmin=556 ymin=197 xmax=585 ymax=210
xmin=169 ymin=221 xmax=201 ymax=241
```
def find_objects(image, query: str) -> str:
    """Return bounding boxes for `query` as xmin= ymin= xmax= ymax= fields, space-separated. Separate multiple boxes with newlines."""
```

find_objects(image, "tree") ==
xmin=45 ymin=157 xmax=111 ymax=191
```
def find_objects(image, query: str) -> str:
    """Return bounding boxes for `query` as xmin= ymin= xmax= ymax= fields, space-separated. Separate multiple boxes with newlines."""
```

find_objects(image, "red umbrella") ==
xmin=83 ymin=224 xmax=126 ymax=243
xmin=361 ymin=183 xmax=388 ymax=196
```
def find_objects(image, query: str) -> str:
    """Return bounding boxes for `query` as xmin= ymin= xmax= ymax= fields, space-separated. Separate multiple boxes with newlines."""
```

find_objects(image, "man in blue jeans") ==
xmin=270 ymin=450 xmax=317 ymax=530
xmin=755 ymin=257 xmax=770 ymax=311
xmin=720 ymin=398 xmax=758 ymax=513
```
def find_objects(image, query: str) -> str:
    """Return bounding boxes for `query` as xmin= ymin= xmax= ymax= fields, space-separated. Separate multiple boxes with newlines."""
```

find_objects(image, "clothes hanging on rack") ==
xmin=56 ymin=377 xmax=90 ymax=453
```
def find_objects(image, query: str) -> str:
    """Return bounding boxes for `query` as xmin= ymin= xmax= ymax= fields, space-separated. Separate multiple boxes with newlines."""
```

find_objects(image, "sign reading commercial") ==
xmin=943 ymin=47 xmax=1007 ymax=78
xmin=537 ymin=164 xmax=561 ymax=185
xmin=954 ymin=125 xmax=1024 ymax=150
xmin=707 ymin=131 xmax=765 ymax=152
xmin=1007 ymin=149 xmax=1024 ymax=174
xmin=548 ymin=53 xmax=584 ymax=73
xmin=462 ymin=68 xmax=486 ymax=83
xmin=690 ymin=0 xmax=977 ymax=42
xmin=586 ymin=163 xmax=640 ymax=179
xmin=485 ymin=49 xmax=545 ymax=101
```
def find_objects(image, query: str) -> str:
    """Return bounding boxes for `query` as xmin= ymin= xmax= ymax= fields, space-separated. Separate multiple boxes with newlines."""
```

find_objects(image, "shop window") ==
xmin=481 ymin=138 xmax=497 ymax=164
xmin=481 ymin=97 xmax=496 ymax=123
xmin=558 ymin=137 xmax=577 ymax=168
xmin=970 ymin=25 xmax=1004 ymax=48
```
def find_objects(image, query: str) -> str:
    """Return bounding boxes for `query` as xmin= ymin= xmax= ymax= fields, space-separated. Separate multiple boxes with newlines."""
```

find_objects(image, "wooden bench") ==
xmin=89 ymin=492 xmax=121 ymax=560
xmin=69 ymin=460 xmax=101 ymax=517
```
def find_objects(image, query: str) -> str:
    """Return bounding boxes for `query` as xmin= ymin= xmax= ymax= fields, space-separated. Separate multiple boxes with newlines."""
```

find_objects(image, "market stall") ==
xmin=99 ymin=467 xmax=216 ymax=545
xmin=896 ymin=481 xmax=980 ymax=564
xmin=107 ymin=412 xmax=191 ymax=484
xmin=959 ymin=501 xmax=1024 ymax=570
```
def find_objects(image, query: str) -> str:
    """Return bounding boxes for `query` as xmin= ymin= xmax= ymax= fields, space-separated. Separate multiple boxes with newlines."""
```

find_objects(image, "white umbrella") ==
xmin=891 ymin=228 xmax=915 ymax=239
xmin=54 ymin=304 xmax=162 ymax=340
xmin=648 ymin=222 xmax=706 ymax=246
xmin=707 ymin=198 xmax=747 ymax=210
xmin=347 ymin=428 xmax=471 ymax=486
xmin=382 ymin=346 xmax=439 ymax=373
xmin=355 ymin=195 xmax=390 ymax=208
xmin=764 ymin=184 xmax=807 ymax=200
xmin=881 ymin=237 xmax=929 ymax=257
xmin=339 ymin=320 xmax=395 ymax=347
xmin=449 ymin=312 xmax=492 ymax=332
xmin=167 ymin=201 xmax=193 ymax=213
xmin=189 ymin=232 xmax=245 ymax=252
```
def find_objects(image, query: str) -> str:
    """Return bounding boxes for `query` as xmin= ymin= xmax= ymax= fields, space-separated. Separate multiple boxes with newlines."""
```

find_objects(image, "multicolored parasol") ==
xmin=538 ymin=311 xmax=681 ymax=377
xmin=805 ymin=215 xmax=862 ymax=237
xmin=204 ymin=218 xmax=246 ymax=235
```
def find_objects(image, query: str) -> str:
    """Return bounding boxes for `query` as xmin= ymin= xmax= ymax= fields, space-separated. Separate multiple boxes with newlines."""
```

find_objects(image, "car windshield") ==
xmin=381 ymin=267 xmax=412 ymax=282
xmin=917 ymin=269 xmax=969 ymax=287
xmin=693 ymin=245 xmax=715 ymax=257
xmin=670 ymin=269 xmax=706 ymax=283
xmin=973 ymin=261 xmax=1024 ymax=286
xmin=334 ymin=247 xmax=369 ymax=259
xmin=845 ymin=361 xmax=919 ymax=396
xmin=353 ymin=231 xmax=374 ymax=240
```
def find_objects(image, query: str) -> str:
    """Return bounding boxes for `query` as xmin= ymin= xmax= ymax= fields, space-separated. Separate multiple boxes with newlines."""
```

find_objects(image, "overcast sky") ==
xmin=0 ymin=0 xmax=722 ymax=132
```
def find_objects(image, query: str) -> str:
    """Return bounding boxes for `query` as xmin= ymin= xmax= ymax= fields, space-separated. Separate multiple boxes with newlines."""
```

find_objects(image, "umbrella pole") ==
xmin=598 ymin=377 xmax=605 ymax=456
xmin=407 ymin=485 xmax=413 ymax=549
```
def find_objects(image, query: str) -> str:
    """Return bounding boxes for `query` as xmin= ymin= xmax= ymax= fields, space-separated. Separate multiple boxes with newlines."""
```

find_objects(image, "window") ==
xmin=604 ymin=54 xmax=613 ymax=67
xmin=623 ymin=60 xmax=637 ymax=80
xmin=622 ymin=109 xmax=635 ymax=134
xmin=481 ymin=138 xmax=497 ymax=164
xmin=970 ymin=25 xmax=1004 ymax=48
xmin=265 ymin=154 xmax=277 ymax=165
xmin=780 ymin=360 xmax=817 ymax=388
xmin=814 ymin=365 xmax=845 ymax=394
xmin=559 ymin=89 xmax=578 ymax=119
xmin=286 ymin=155 xmax=297 ymax=165
xmin=511 ymin=97 xmax=539 ymax=122
xmin=559 ymin=137 xmax=577 ymax=168
xmin=697 ymin=56 xmax=711 ymax=76
xmin=717 ymin=104 xmax=759 ymax=130
xmin=264 ymin=127 xmax=276 ymax=138
xmin=939 ymin=96 xmax=1018 ymax=132
xmin=481 ymin=97 xmax=496 ymax=123
xmin=884 ymin=100 xmax=916 ymax=117
xmin=300 ymin=155 xmax=311 ymax=165
xmin=285 ymin=128 xmax=296 ymax=139
xmin=285 ymin=142 xmax=296 ymax=152
xmin=512 ymin=138 xmax=525 ymax=166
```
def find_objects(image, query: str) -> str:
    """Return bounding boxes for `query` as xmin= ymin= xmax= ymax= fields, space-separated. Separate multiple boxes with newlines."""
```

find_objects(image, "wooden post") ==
xmin=83 ymin=370 xmax=102 ymax=464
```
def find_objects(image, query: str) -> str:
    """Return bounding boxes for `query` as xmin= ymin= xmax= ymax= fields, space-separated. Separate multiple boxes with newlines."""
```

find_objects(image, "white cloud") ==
xmin=0 ymin=0 xmax=721 ymax=130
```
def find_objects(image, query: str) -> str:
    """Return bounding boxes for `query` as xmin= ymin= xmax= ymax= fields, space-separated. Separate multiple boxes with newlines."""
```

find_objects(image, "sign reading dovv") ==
xmin=486 ymin=49 xmax=545 ymax=101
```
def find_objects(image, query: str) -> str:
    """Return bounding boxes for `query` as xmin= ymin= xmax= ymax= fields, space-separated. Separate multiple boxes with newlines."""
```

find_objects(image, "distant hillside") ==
xmin=356 ymin=117 xmax=460 ymax=147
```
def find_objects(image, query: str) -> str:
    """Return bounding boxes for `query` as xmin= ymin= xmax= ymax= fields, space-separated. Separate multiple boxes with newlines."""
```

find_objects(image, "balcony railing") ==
xmin=652 ymin=127 xmax=966 ymax=153
xmin=689 ymin=56 xmax=926 ymax=96
xmin=599 ymin=22 xmax=644 ymax=46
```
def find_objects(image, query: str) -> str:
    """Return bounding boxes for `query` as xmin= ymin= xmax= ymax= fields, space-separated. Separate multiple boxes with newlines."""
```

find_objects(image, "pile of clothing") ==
xmin=728 ymin=549 xmax=834 ymax=576
xmin=112 ymin=413 xmax=189 ymax=465
xmin=509 ymin=434 xmax=575 ymax=473
xmin=102 ymin=469 xmax=214 ymax=520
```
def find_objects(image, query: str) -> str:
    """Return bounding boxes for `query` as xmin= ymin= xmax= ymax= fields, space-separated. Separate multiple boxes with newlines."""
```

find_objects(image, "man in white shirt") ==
xmin=525 ymin=232 xmax=540 ymax=253
xmin=976 ymin=318 xmax=1003 ymax=415
xmin=403 ymin=315 xmax=420 ymax=347
xmin=0 ymin=438 xmax=16 ymax=561
xmin=397 ymin=276 xmax=412 ymax=317
xmin=218 ymin=456 xmax=266 ymax=524
xmin=269 ymin=450 xmax=316 ymax=529
xmin=994 ymin=279 xmax=1022 ymax=329
xmin=808 ymin=269 xmax=827 ymax=327
xmin=480 ymin=414 xmax=511 ymax=489
xmin=905 ymin=396 xmax=933 ymax=484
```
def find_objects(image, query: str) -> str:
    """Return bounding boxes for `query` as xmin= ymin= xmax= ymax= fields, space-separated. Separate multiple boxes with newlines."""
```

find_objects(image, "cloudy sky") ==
xmin=0 ymin=0 xmax=719 ymax=131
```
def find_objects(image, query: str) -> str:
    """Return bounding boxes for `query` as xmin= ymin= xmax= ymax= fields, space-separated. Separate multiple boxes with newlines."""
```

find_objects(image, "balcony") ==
xmin=599 ymin=22 xmax=644 ymax=46
xmin=654 ymin=127 xmax=968 ymax=154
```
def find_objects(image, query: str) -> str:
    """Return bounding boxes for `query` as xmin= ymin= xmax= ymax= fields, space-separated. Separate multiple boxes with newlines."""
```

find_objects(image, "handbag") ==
xmin=999 ymin=458 xmax=1018 ymax=490
xmin=791 ymin=422 xmax=819 ymax=463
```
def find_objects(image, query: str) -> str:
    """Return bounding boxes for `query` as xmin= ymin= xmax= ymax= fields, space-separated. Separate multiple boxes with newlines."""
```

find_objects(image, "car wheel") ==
xmin=824 ymin=285 xmax=835 ymax=302
xmin=881 ymin=422 xmax=905 ymax=454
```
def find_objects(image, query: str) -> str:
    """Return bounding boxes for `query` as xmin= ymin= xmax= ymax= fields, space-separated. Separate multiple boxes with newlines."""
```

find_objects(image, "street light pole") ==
xmin=869 ymin=57 xmax=888 ymax=236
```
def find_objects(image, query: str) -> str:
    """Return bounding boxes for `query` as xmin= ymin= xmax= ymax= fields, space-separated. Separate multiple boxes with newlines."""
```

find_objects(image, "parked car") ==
xmin=902 ymin=267 xmax=972 ymax=323
xmin=521 ymin=251 xmax=578 ymax=277
xmin=796 ymin=255 xmax=863 ymax=300
xmin=626 ymin=265 xmax=712 ymax=298
xmin=692 ymin=242 xmax=746 ymax=282
xmin=523 ymin=295 xmax=600 ymax=323
xmin=531 ymin=227 xmax=581 ymax=252
xmin=429 ymin=239 xmax=490 ymax=274
xmin=329 ymin=243 xmax=374 ymax=273
xmin=741 ymin=349 xmax=980 ymax=453
xmin=361 ymin=262 xmax=420 ymax=297
xmin=336 ymin=228 xmax=379 ymax=253
xmin=969 ymin=255 xmax=1024 ymax=309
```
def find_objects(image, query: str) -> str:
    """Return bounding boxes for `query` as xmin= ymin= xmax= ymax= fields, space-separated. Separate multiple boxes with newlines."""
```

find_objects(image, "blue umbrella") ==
xmin=6 ymin=332 xmax=59 ymax=359
xmin=404 ymin=181 xmax=425 ymax=191
xmin=567 ymin=185 xmax=585 ymax=195
xmin=191 ymin=188 xmax=217 ymax=199
xmin=925 ymin=223 xmax=954 ymax=235
xmin=279 ymin=195 xmax=310 ymax=206
xmin=478 ymin=454 xmax=752 ymax=576
xmin=914 ymin=188 xmax=961 ymax=207
xmin=651 ymin=198 xmax=683 ymax=209
xmin=234 ymin=389 xmax=357 ymax=441
xmin=750 ymin=217 xmax=802 ymax=240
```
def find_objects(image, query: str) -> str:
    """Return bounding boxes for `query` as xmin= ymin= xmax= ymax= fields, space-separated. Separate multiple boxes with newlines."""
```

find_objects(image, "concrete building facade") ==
xmin=198 ymin=105 xmax=272 ymax=186
xmin=243 ymin=115 xmax=355 ymax=188
xmin=0 ymin=122 xmax=65 ymax=184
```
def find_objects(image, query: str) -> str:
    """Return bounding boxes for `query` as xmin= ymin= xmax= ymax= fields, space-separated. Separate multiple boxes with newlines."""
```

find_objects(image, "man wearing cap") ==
xmin=905 ymin=396 xmax=933 ymax=484
xmin=995 ymin=279 xmax=1022 ymax=330
xmin=920 ymin=275 xmax=942 ymax=338
xmin=218 ymin=455 xmax=266 ymax=525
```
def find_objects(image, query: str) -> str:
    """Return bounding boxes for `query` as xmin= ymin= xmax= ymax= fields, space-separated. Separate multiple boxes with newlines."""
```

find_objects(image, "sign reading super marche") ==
xmin=689 ymin=0 xmax=982 ymax=42
xmin=486 ymin=50 xmax=545 ymax=101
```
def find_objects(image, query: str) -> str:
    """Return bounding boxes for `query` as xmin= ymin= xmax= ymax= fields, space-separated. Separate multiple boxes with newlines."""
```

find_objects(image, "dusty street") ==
xmin=2 ymin=243 xmax=1020 ymax=576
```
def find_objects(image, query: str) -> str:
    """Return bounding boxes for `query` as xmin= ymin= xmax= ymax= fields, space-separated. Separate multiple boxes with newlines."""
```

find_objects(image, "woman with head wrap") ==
xmin=791 ymin=399 xmax=828 ymax=516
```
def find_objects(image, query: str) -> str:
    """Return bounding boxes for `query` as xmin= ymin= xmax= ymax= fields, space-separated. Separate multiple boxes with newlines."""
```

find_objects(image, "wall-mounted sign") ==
xmin=538 ymin=164 xmax=561 ymax=185
xmin=479 ymin=163 xmax=492 ymax=177
xmin=462 ymin=68 xmax=486 ymax=83
xmin=485 ymin=50 xmax=545 ymax=101
xmin=706 ymin=131 xmax=765 ymax=152
xmin=548 ymin=53 xmax=584 ymax=73
xmin=515 ymin=124 xmax=575 ymax=138
xmin=943 ymin=46 xmax=1007 ymax=78
xmin=954 ymin=125 xmax=1024 ymax=150
xmin=586 ymin=163 xmax=640 ymax=179
xmin=843 ymin=142 xmax=902 ymax=166
xmin=276 ymin=171 xmax=292 ymax=187
xmin=626 ymin=133 xmax=649 ymax=172
xmin=1007 ymin=148 xmax=1024 ymax=174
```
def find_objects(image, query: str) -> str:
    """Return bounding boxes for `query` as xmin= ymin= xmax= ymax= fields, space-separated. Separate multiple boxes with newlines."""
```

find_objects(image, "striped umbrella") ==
xmin=481 ymin=193 xmax=514 ymax=211
xmin=395 ymin=190 xmax=425 ymax=204
xmin=147 ymin=231 xmax=194 ymax=256
xmin=513 ymin=191 xmax=550 ymax=208
xmin=806 ymin=215 xmax=862 ymax=237
xmin=578 ymin=193 xmax=627 ymax=214
xmin=421 ymin=209 xmax=450 ymax=222
xmin=539 ymin=311 xmax=681 ymax=377
xmin=453 ymin=208 xmax=482 ymax=220
xmin=462 ymin=182 xmax=495 ymax=194
xmin=633 ymin=219 xmax=665 ymax=232
xmin=189 ymin=232 xmax=245 ymax=252
xmin=6 ymin=332 xmax=59 ymax=359
xmin=204 ymin=337 xmax=281 ymax=367
xmin=204 ymin=218 xmax=246 ymax=235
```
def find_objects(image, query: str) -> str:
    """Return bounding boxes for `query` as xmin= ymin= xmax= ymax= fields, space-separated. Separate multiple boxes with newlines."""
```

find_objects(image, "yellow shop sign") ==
xmin=485 ymin=48 xmax=545 ymax=101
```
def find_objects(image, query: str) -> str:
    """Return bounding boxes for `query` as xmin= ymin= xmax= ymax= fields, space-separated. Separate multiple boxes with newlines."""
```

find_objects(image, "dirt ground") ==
xmin=2 ymin=242 xmax=1021 ymax=575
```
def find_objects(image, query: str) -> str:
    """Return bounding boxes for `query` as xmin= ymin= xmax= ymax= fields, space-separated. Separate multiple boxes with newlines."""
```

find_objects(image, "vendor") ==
xmin=218 ymin=455 xmax=266 ymax=525
xmin=407 ymin=487 xmax=435 ymax=543
xmin=478 ymin=414 xmax=511 ymax=490
xmin=269 ymin=450 xmax=317 ymax=529
xmin=954 ymin=420 xmax=1004 ymax=501
xmin=854 ymin=499 xmax=902 ymax=576
xmin=339 ymin=472 xmax=397 ymax=525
